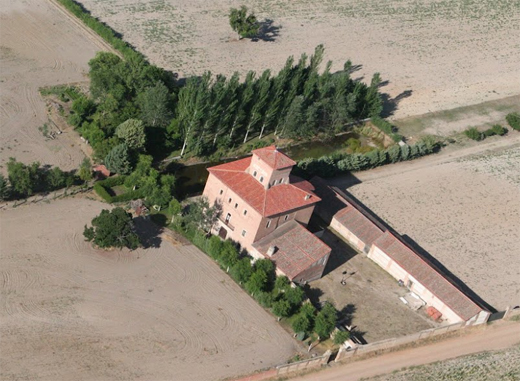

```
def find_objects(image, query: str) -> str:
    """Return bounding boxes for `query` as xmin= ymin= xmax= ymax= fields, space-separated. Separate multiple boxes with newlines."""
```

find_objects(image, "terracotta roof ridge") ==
xmin=377 ymin=231 xmax=484 ymax=317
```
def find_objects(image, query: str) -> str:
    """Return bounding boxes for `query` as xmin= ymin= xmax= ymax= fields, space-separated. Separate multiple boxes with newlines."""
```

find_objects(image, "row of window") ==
xmin=266 ymin=214 xmax=289 ymax=228
xmin=221 ymin=190 xmax=249 ymax=216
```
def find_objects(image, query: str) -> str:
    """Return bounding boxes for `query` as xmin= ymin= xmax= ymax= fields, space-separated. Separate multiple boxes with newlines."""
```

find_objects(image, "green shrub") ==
xmin=255 ymin=291 xmax=275 ymax=308
xmin=371 ymin=116 xmax=402 ymax=142
xmin=333 ymin=330 xmax=351 ymax=345
xmin=93 ymin=182 xmax=113 ymax=202
xmin=464 ymin=127 xmax=484 ymax=141
xmin=506 ymin=112 xmax=520 ymax=131
xmin=490 ymin=124 xmax=508 ymax=136
xmin=111 ymin=189 xmax=143 ymax=203
xmin=99 ymin=175 xmax=126 ymax=188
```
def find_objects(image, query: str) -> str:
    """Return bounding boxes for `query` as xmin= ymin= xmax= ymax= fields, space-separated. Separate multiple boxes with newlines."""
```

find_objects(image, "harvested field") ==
xmin=0 ymin=0 xmax=107 ymax=172
xmin=365 ymin=345 xmax=520 ymax=381
xmin=79 ymin=0 xmax=520 ymax=119
xmin=0 ymin=198 xmax=299 ymax=381
xmin=331 ymin=134 xmax=520 ymax=311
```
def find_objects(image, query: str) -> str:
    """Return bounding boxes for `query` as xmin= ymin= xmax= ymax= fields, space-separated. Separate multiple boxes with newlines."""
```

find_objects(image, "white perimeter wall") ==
xmin=368 ymin=245 xmax=467 ymax=324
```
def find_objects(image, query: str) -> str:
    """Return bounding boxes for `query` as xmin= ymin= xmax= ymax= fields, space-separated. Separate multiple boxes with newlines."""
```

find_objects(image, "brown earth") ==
xmin=78 ymin=0 xmax=520 ymax=119
xmin=0 ymin=198 xmax=299 ymax=381
xmin=292 ymin=321 xmax=520 ymax=381
xmin=330 ymin=133 xmax=520 ymax=311
xmin=0 ymin=0 xmax=107 ymax=172
xmin=309 ymin=229 xmax=436 ymax=343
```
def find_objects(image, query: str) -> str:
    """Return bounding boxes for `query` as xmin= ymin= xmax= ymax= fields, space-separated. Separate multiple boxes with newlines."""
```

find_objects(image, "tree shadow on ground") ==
xmin=381 ymin=89 xmax=413 ymax=118
xmin=252 ymin=19 xmax=281 ymax=42
xmin=303 ymin=285 xmax=323 ymax=308
xmin=338 ymin=303 xmax=357 ymax=326
xmin=134 ymin=216 xmax=163 ymax=249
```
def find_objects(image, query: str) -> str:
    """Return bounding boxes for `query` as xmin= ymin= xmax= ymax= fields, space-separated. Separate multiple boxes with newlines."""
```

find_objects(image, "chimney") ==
xmin=304 ymin=194 xmax=311 ymax=200
xmin=267 ymin=246 xmax=277 ymax=256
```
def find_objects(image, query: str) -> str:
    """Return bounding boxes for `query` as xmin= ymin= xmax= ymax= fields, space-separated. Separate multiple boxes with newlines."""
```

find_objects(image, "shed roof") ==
xmin=373 ymin=231 xmax=484 ymax=321
xmin=253 ymin=220 xmax=331 ymax=280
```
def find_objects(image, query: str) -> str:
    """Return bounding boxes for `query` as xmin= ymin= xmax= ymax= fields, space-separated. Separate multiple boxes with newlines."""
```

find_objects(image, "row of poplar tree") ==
xmin=69 ymin=45 xmax=382 ymax=164
xmin=175 ymin=44 xmax=383 ymax=156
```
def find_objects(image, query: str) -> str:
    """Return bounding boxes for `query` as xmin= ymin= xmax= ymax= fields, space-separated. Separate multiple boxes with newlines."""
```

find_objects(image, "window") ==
xmin=228 ymin=197 xmax=232 ymax=203
xmin=234 ymin=203 xmax=238 ymax=209
xmin=253 ymin=171 xmax=257 ymax=177
xmin=266 ymin=220 xmax=271 ymax=228
xmin=219 ymin=189 xmax=223 ymax=195
xmin=260 ymin=176 xmax=264 ymax=183
xmin=241 ymin=230 xmax=247 ymax=237
xmin=243 ymin=210 xmax=247 ymax=216
xmin=225 ymin=213 xmax=231 ymax=223
xmin=284 ymin=215 xmax=289 ymax=221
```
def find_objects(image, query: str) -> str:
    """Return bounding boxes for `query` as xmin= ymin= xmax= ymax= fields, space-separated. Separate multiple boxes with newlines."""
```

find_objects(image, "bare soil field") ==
xmin=0 ymin=198 xmax=299 ymax=381
xmin=0 ymin=0 xmax=107 ymax=172
xmin=309 ymin=230 xmax=436 ymax=343
xmin=331 ymin=133 xmax=520 ymax=311
xmin=365 ymin=345 xmax=520 ymax=381
xmin=396 ymin=95 xmax=520 ymax=138
xmin=79 ymin=0 xmax=520 ymax=119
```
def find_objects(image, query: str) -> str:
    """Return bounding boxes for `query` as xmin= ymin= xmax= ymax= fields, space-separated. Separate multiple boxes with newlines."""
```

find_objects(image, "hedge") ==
xmin=296 ymin=139 xmax=439 ymax=178
xmin=93 ymin=175 xmax=142 ymax=203
xmin=56 ymin=0 xmax=144 ymax=61
xmin=371 ymin=116 xmax=403 ymax=143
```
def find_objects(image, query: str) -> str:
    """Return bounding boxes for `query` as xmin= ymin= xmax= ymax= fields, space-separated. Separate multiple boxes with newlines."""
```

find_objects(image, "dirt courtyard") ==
xmin=0 ymin=198 xmax=299 ymax=381
xmin=79 ymin=0 xmax=519 ymax=119
xmin=0 ymin=0 xmax=110 ymax=172
xmin=309 ymin=230 xmax=435 ymax=343
xmin=331 ymin=133 xmax=520 ymax=312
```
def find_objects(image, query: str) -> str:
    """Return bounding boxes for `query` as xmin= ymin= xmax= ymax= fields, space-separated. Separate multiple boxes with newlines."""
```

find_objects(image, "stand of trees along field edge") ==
xmin=68 ymin=45 xmax=383 ymax=172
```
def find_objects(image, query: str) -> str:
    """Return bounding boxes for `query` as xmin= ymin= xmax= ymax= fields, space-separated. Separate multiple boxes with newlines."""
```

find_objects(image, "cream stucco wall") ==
xmin=368 ymin=245 xmax=467 ymax=324
xmin=330 ymin=218 xmax=367 ymax=252
xmin=203 ymin=173 xmax=261 ymax=252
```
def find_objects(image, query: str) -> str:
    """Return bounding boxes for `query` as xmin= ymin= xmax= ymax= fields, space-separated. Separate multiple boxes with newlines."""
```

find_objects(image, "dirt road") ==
xmin=293 ymin=321 xmax=520 ymax=381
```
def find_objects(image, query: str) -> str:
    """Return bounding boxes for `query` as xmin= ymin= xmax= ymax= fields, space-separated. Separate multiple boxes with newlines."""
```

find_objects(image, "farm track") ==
xmin=293 ymin=321 xmax=520 ymax=381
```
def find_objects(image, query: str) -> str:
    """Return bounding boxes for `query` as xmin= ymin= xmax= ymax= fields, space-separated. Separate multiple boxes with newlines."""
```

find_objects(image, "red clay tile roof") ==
xmin=334 ymin=206 xmax=385 ymax=247
xmin=252 ymin=145 xmax=296 ymax=170
xmin=310 ymin=177 xmax=385 ymax=246
xmin=373 ymin=231 xmax=484 ymax=321
xmin=253 ymin=220 xmax=331 ymax=280
xmin=208 ymin=158 xmax=320 ymax=217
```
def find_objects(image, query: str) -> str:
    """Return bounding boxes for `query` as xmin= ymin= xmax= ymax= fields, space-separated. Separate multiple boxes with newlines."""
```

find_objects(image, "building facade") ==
xmin=203 ymin=146 xmax=331 ymax=283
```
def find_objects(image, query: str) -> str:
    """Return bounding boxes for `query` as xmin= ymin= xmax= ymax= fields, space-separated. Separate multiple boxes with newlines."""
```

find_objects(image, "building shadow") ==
xmin=402 ymin=234 xmax=496 ymax=313
xmin=252 ymin=19 xmax=281 ymax=42
xmin=303 ymin=285 xmax=323 ymax=308
xmin=319 ymin=229 xmax=359 ymax=277
xmin=134 ymin=216 xmax=163 ymax=249
xmin=329 ymin=183 xmax=497 ymax=313
xmin=381 ymin=89 xmax=413 ymax=118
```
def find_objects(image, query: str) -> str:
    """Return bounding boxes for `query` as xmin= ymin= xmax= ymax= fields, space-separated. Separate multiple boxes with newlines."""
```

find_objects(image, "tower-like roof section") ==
xmin=207 ymin=157 xmax=320 ymax=217
xmin=252 ymin=145 xmax=296 ymax=170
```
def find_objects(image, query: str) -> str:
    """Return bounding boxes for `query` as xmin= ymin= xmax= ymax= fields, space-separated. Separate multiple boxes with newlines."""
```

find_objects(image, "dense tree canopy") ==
xmin=115 ymin=119 xmax=146 ymax=151
xmin=83 ymin=207 xmax=140 ymax=250
xmin=104 ymin=143 xmax=132 ymax=175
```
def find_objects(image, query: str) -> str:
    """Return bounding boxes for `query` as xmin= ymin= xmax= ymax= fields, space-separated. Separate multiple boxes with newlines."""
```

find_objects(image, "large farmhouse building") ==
xmin=203 ymin=146 xmax=331 ymax=283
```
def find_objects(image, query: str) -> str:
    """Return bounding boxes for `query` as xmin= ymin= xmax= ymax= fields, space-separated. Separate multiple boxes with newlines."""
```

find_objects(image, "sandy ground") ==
xmin=309 ymin=230 xmax=435 ymax=343
xmin=0 ymin=0 xmax=107 ymax=172
xmin=293 ymin=321 xmax=520 ymax=381
xmin=0 ymin=197 xmax=299 ymax=381
xmin=79 ymin=0 xmax=520 ymax=119
xmin=331 ymin=133 xmax=520 ymax=311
